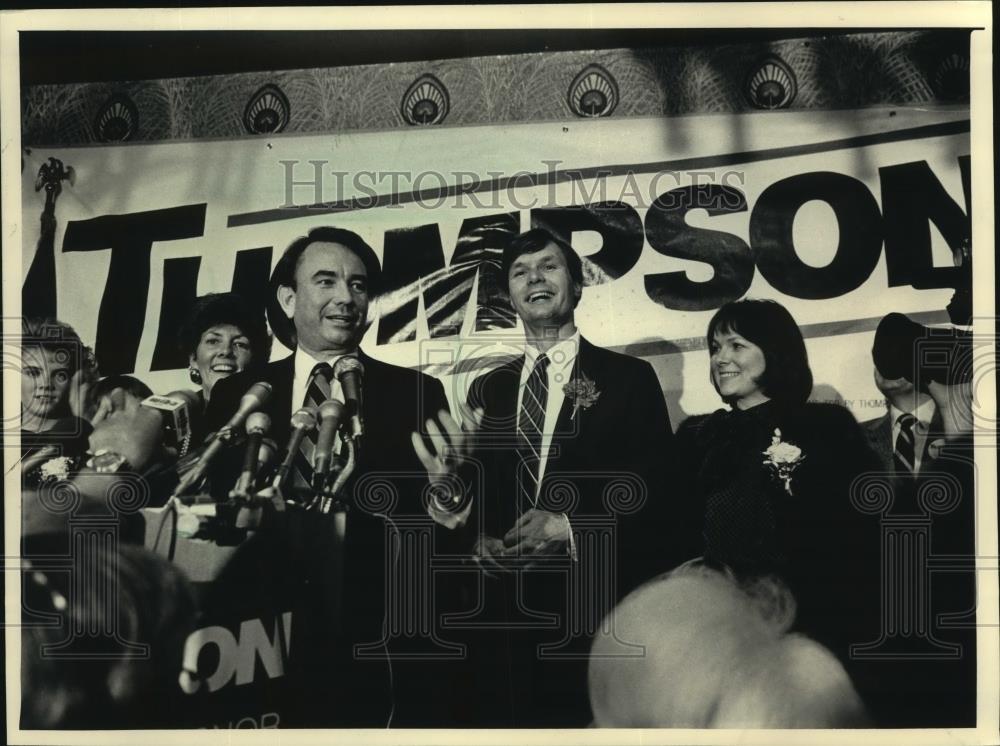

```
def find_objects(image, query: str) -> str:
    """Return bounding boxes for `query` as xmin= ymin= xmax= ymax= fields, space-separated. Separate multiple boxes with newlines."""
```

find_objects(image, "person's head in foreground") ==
xmin=588 ymin=564 xmax=870 ymax=728
xmin=21 ymin=542 xmax=196 ymax=728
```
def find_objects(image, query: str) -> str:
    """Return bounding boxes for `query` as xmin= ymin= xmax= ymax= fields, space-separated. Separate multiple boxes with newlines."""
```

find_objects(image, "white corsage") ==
xmin=38 ymin=456 xmax=74 ymax=483
xmin=762 ymin=428 xmax=805 ymax=496
xmin=563 ymin=374 xmax=601 ymax=420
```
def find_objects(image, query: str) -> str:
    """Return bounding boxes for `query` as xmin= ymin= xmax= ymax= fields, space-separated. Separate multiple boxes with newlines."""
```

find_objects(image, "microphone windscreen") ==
xmin=242 ymin=381 xmax=273 ymax=408
xmin=246 ymin=411 xmax=271 ymax=435
xmin=318 ymin=399 xmax=345 ymax=423
xmin=333 ymin=355 xmax=364 ymax=379
xmin=290 ymin=406 xmax=318 ymax=431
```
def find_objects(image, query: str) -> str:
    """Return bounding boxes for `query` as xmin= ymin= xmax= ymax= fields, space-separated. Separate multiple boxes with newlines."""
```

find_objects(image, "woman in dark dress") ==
xmin=676 ymin=299 xmax=882 ymax=713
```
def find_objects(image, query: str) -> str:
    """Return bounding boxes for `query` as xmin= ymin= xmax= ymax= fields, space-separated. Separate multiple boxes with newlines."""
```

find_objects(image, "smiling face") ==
xmin=507 ymin=243 xmax=581 ymax=334
xmin=277 ymin=240 xmax=369 ymax=357
xmin=190 ymin=323 xmax=252 ymax=397
xmin=710 ymin=329 xmax=769 ymax=410
xmin=21 ymin=346 xmax=73 ymax=424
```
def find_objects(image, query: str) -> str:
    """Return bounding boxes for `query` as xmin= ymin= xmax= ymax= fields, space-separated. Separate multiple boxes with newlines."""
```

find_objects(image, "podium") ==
xmin=141 ymin=499 xmax=393 ymax=728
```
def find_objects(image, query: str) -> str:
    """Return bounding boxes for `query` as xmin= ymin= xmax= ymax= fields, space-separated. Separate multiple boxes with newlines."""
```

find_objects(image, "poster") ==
xmin=2 ymin=5 xmax=996 ymax=746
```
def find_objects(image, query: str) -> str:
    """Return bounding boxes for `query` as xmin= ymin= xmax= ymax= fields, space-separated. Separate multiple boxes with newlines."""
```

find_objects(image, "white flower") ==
xmin=762 ymin=428 xmax=805 ymax=496
xmin=765 ymin=441 xmax=803 ymax=464
xmin=39 ymin=456 xmax=74 ymax=482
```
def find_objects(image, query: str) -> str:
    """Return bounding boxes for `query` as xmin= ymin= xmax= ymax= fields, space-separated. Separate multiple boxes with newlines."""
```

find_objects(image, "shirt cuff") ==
xmin=561 ymin=512 xmax=578 ymax=561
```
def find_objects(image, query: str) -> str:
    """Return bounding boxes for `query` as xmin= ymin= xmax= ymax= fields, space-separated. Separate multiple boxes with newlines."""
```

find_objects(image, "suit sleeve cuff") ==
xmin=561 ymin=512 xmax=578 ymax=562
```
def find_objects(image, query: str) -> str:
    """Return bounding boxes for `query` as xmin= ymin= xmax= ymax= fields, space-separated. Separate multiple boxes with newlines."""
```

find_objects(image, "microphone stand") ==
xmin=317 ymin=435 xmax=357 ymax=644
xmin=171 ymin=426 xmax=241 ymax=503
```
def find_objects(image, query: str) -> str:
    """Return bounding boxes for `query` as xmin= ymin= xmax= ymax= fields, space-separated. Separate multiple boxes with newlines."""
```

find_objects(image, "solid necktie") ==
xmin=293 ymin=362 xmax=333 ymax=490
xmin=516 ymin=353 xmax=550 ymax=511
xmin=893 ymin=412 xmax=918 ymax=474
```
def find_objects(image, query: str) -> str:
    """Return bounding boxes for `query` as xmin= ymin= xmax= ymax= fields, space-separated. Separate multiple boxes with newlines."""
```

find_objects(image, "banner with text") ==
xmin=21 ymin=107 xmax=970 ymax=420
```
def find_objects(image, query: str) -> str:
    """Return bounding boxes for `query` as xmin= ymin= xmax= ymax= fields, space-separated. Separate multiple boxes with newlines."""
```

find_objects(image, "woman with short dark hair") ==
xmin=676 ymin=298 xmax=881 ymax=715
xmin=178 ymin=292 xmax=271 ymax=409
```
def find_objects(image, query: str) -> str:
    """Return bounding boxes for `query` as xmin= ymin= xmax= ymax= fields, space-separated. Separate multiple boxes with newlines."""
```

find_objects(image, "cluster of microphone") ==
xmin=155 ymin=356 xmax=365 ymax=521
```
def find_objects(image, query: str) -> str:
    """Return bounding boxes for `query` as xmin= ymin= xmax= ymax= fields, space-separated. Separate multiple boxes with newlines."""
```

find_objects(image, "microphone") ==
xmin=231 ymin=412 xmax=271 ymax=499
xmin=172 ymin=381 xmax=272 ymax=498
xmin=141 ymin=389 xmax=201 ymax=456
xmin=333 ymin=356 xmax=364 ymax=438
xmin=218 ymin=382 xmax=273 ymax=437
xmin=312 ymin=400 xmax=346 ymax=491
xmin=256 ymin=437 xmax=278 ymax=483
xmin=272 ymin=406 xmax=318 ymax=490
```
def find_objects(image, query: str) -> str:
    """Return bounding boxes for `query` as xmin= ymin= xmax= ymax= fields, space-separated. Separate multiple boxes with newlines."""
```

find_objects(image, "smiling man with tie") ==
xmin=205 ymin=226 xmax=451 ymax=727
xmin=415 ymin=228 xmax=678 ymax=727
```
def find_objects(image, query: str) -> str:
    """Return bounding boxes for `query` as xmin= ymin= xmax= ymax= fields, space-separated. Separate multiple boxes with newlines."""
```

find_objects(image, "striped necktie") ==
xmin=893 ymin=412 xmax=918 ymax=474
xmin=516 ymin=353 xmax=550 ymax=511
xmin=293 ymin=362 xmax=333 ymax=490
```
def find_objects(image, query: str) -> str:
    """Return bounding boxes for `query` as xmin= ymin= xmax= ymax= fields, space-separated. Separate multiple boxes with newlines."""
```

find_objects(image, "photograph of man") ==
xmin=861 ymin=312 xmax=946 ymax=476
xmin=416 ymin=228 xmax=682 ymax=726
xmin=204 ymin=226 xmax=452 ymax=727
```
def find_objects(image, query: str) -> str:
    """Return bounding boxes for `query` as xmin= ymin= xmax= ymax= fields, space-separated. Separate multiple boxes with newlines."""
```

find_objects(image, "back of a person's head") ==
xmin=21 ymin=543 xmax=196 ymax=729
xmin=589 ymin=564 xmax=868 ymax=729
xmin=712 ymin=634 xmax=870 ymax=728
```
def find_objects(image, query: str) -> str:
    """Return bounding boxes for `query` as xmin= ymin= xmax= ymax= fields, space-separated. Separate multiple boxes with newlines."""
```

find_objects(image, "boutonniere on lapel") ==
xmin=762 ymin=428 xmax=805 ymax=496
xmin=563 ymin=373 xmax=601 ymax=420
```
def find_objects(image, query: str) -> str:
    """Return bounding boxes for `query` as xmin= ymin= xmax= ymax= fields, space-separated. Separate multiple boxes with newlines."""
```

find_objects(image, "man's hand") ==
xmin=927 ymin=380 xmax=973 ymax=441
xmin=87 ymin=388 xmax=164 ymax=471
xmin=472 ymin=534 xmax=510 ymax=576
xmin=412 ymin=407 xmax=484 ymax=529
xmin=411 ymin=407 xmax=484 ymax=482
xmin=68 ymin=366 xmax=100 ymax=421
xmin=502 ymin=508 xmax=571 ymax=560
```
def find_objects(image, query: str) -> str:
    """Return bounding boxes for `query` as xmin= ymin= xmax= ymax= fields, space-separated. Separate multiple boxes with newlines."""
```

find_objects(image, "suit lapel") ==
xmin=486 ymin=355 xmax=524 ymax=435
xmin=267 ymin=356 xmax=295 ymax=444
xmin=549 ymin=337 xmax=603 ymax=471
xmin=877 ymin=414 xmax=892 ymax=452
xmin=553 ymin=337 xmax=589 ymax=437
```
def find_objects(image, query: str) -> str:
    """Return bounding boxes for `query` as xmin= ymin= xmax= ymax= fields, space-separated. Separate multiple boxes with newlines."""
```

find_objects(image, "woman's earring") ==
xmin=188 ymin=367 xmax=203 ymax=385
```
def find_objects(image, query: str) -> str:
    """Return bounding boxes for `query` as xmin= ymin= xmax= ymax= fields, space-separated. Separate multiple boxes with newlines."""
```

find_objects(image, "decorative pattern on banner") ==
xmin=21 ymin=30 xmax=969 ymax=147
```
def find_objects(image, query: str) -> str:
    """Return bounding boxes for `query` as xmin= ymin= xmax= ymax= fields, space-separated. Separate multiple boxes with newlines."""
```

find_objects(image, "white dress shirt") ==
xmin=429 ymin=334 xmax=580 ymax=558
xmin=517 ymin=332 xmax=580 ymax=494
xmin=889 ymin=397 xmax=938 ymax=473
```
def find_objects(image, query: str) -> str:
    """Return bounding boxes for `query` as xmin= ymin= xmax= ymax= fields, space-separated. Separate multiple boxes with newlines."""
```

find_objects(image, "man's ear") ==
xmin=573 ymin=281 xmax=583 ymax=307
xmin=276 ymin=284 xmax=296 ymax=321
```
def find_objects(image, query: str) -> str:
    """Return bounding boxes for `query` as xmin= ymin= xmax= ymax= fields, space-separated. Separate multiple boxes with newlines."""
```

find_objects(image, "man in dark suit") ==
xmin=205 ymin=226 xmax=453 ymax=727
xmin=414 ymin=228 xmax=678 ymax=726
xmin=853 ymin=312 xmax=977 ymax=727
xmin=861 ymin=313 xmax=945 ymax=476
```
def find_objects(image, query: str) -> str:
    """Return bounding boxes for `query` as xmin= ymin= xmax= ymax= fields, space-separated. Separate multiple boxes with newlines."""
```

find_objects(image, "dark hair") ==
xmin=706 ymin=299 xmax=813 ymax=405
xmin=21 ymin=318 xmax=94 ymax=375
xmin=266 ymin=226 xmax=382 ymax=350
xmin=90 ymin=374 xmax=154 ymax=402
xmin=20 ymin=544 xmax=196 ymax=728
xmin=178 ymin=292 xmax=272 ymax=365
xmin=501 ymin=228 xmax=584 ymax=290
